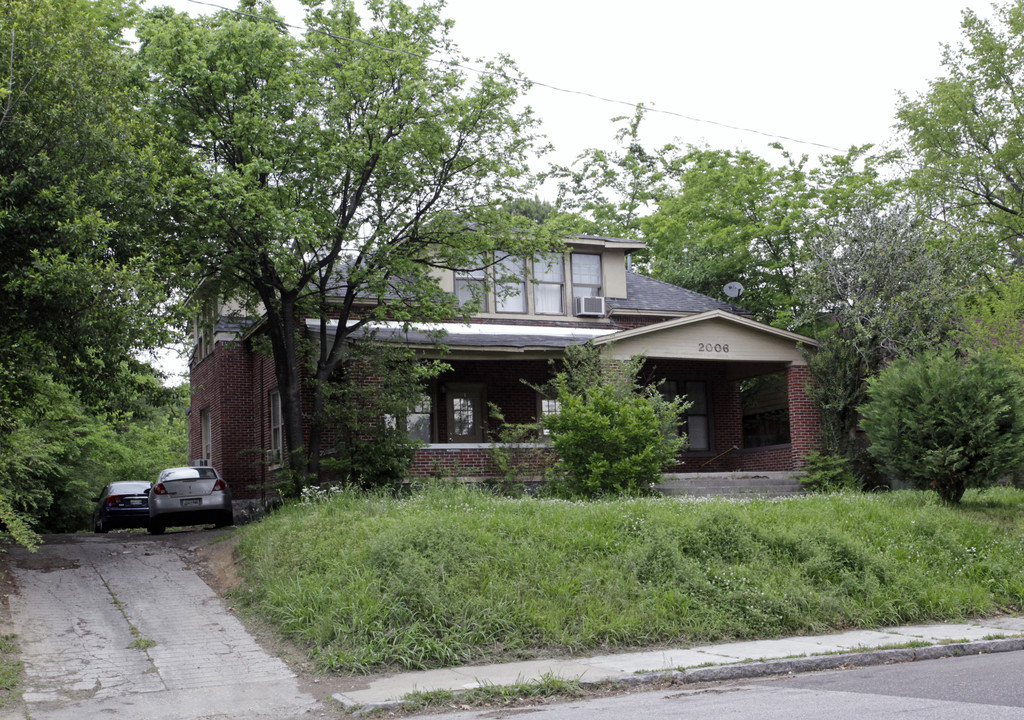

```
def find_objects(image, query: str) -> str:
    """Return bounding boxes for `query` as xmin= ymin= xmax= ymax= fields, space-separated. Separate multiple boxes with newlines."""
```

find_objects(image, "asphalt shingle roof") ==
xmin=607 ymin=272 xmax=751 ymax=315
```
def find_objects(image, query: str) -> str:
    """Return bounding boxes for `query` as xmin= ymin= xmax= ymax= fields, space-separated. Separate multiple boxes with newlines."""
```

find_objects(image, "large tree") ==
xmin=896 ymin=0 xmax=1024 ymax=269
xmin=0 ymin=0 xmax=174 ymax=416
xmin=139 ymin=0 xmax=559 ymax=491
xmin=640 ymin=146 xmax=811 ymax=328
xmin=799 ymin=204 xmax=968 ymax=481
xmin=545 ymin=105 xmax=675 ymax=240
xmin=1 ymin=0 xmax=179 ymax=541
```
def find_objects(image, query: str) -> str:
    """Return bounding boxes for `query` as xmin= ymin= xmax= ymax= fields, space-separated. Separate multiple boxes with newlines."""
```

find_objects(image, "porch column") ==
xmin=787 ymin=365 xmax=822 ymax=467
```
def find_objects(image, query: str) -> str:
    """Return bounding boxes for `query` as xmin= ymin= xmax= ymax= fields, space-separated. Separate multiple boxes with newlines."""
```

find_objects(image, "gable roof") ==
xmin=607 ymin=272 xmax=751 ymax=316
xmin=594 ymin=309 xmax=815 ymax=346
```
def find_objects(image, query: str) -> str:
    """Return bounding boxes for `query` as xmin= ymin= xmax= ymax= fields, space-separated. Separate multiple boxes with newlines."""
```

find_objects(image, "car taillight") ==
xmin=105 ymin=495 xmax=121 ymax=505
xmin=152 ymin=483 xmax=168 ymax=495
xmin=212 ymin=478 xmax=226 ymax=492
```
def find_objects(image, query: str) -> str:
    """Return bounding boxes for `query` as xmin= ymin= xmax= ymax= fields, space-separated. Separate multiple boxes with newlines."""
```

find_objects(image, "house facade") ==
xmin=188 ymin=235 xmax=821 ymax=500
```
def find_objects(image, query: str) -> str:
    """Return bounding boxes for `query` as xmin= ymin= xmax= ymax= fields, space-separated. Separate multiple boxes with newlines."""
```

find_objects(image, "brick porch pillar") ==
xmin=787 ymin=364 xmax=822 ymax=468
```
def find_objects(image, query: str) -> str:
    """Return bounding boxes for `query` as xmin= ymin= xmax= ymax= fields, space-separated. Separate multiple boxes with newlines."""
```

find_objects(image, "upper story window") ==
xmin=495 ymin=254 xmax=527 ymax=314
xmin=571 ymin=253 xmax=602 ymax=298
xmin=533 ymin=253 xmax=565 ymax=315
xmin=455 ymin=257 xmax=488 ymax=312
xmin=195 ymin=298 xmax=217 ymax=361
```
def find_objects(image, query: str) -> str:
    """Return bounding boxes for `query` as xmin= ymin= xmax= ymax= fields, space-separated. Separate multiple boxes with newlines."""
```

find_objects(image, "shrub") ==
xmin=860 ymin=349 xmax=1024 ymax=504
xmin=798 ymin=450 xmax=859 ymax=493
xmin=541 ymin=345 xmax=685 ymax=498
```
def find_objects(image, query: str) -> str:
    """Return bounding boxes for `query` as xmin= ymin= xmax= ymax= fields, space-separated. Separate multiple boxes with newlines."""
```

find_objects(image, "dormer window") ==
xmin=571 ymin=253 xmax=602 ymax=298
xmin=533 ymin=254 xmax=565 ymax=315
xmin=455 ymin=258 xmax=488 ymax=312
xmin=495 ymin=254 xmax=527 ymax=314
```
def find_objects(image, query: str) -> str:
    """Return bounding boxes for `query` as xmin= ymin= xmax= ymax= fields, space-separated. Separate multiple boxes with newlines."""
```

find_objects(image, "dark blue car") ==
xmin=92 ymin=481 xmax=152 ymax=533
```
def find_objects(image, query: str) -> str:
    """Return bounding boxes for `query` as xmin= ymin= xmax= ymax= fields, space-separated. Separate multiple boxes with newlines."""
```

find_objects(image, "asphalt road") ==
xmin=2 ymin=531 xmax=321 ymax=720
xmin=400 ymin=652 xmax=1024 ymax=719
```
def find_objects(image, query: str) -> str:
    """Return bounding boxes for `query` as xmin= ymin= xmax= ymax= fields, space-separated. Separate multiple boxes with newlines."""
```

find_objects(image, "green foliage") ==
xmin=642 ymin=145 xmax=812 ymax=328
xmin=139 ymin=0 xmax=561 ymax=489
xmin=235 ymin=485 xmax=1024 ymax=672
xmin=545 ymin=105 xmax=674 ymax=240
xmin=861 ymin=349 xmax=1024 ymax=504
xmin=540 ymin=346 xmax=684 ymax=498
xmin=0 ymin=372 xmax=187 ymax=537
xmin=319 ymin=342 xmax=445 ymax=491
xmin=896 ymin=0 xmax=1024 ymax=268
xmin=0 ymin=0 xmax=179 ymax=420
xmin=798 ymin=451 xmax=860 ymax=493
xmin=801 ymin=205 xmax=968 ymax=483
xmin=956 ymin=269 xmax=1024 ymax=373
xmin=0 ymin=633 xmax=22 ymax=707
xmin=486 ymin=405 xmax=549 ymax=496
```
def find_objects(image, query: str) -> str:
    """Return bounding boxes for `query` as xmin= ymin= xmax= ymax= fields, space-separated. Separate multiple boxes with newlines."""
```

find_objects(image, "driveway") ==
xmin=2 ymin=531 xmax=322 ymax=720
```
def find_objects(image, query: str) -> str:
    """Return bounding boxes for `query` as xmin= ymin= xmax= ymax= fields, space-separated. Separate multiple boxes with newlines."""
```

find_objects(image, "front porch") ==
xmin=405 ymin=310 xmax=821 ymax=482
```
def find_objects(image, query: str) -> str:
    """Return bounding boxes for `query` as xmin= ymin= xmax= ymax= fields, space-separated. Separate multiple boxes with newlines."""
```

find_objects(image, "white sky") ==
xmin=145 ymin=0 xmax=999 ymax=381
xmin=150 ymin=0 xmax=998 ymax=175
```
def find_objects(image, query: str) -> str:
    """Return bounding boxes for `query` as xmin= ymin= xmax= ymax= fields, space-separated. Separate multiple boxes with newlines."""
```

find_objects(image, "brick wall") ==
xmin=189 ymin=339 xmax=277 ymax=501
xmin=787 ymin=365 xmax=822 ymax=467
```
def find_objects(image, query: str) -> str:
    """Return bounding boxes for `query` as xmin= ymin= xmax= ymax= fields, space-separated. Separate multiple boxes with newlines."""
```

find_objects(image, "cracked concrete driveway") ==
xmin=3 ymin=532 xmax=322 ymax=720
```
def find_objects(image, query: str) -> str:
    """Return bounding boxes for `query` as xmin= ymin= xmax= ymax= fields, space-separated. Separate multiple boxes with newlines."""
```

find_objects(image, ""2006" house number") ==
xmin=698 ymin=342 xmax=729 ymax=353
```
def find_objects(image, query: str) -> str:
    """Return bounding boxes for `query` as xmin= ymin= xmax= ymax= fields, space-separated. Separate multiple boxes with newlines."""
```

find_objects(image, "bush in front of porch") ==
xmin=540 ymin=345 xmax=686 ymax=498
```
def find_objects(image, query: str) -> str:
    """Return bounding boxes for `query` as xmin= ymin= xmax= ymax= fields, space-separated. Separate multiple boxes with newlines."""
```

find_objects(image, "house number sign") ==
xmin=697 ymin=342 xmax=729 ymax=353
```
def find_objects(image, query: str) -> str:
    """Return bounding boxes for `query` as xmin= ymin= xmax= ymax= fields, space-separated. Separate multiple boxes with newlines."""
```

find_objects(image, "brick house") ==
xmin=188 ymin=235 xmax=821 ymax=500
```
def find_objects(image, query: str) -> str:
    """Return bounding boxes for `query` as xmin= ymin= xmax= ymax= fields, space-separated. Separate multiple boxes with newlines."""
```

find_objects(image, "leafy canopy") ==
xmin=140 ymin=0 xmax=561 ymax=488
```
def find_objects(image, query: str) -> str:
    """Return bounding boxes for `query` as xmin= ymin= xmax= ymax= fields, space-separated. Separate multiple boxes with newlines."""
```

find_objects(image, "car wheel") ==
xmin=94 ymin=518 xmax=108 ymax=534
xmin=215 ymin=511 xmax=234 ymax=528
xmin=147 ymin=522 xmax=165 ymax=535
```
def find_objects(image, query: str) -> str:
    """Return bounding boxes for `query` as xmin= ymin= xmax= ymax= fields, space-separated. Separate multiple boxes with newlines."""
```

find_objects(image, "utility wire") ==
xmin=177 ymin=0 xmax=846 ymax=153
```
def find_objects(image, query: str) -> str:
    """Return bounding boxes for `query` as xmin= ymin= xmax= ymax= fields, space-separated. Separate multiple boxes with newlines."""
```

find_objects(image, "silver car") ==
xmin=148 ymin=466 xmax=234 ymax=535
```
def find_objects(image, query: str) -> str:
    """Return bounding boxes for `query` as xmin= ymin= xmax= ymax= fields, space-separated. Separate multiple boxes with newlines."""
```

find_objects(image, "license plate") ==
xmin=181 ymin=498 xmax=202 ymax=507
xmin=129 ymin=499 xmax=143 ymax=506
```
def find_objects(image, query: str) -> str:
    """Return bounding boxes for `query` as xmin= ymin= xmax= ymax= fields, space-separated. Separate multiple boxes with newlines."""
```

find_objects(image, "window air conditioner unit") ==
xmin=574 ymin=295 xmax=606 ymax=317
xmin=191 ymin=458 xmax=211 ymax=467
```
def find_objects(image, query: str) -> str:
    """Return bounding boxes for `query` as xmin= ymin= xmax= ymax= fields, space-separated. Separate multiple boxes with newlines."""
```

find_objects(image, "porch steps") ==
xmin=655 ymin=471 xmax=805 ymax=499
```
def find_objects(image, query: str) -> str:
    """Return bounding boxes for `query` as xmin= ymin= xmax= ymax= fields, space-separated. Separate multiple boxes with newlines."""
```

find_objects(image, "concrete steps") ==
xmin=655 ymin=471 xmax=805 ymax=498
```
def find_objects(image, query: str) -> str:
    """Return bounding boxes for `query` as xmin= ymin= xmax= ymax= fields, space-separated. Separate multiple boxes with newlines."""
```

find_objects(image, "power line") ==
xmin=176 ymin=0 xmax=846 ymax=153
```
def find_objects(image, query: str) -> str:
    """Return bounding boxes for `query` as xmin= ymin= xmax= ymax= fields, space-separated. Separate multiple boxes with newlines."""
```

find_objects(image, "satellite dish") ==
xmin=724 ymin=281 xmax=744 ymax=298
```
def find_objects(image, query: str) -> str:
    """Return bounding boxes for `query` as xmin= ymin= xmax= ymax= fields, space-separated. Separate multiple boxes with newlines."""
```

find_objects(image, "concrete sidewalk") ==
xmin=333 ymin=616 xmax=1024 ymax=712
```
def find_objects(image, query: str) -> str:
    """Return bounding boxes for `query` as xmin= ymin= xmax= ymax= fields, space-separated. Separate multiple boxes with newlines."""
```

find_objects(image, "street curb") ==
xmin=611 ymin=637 xmax=1024 ymax=687
xmin=337 ymin=637 xmax=1024 ymax=715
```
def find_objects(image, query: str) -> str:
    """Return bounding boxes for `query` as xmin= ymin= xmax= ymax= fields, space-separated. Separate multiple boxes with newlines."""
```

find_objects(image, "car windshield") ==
xmin=108 ymin=482 xmax=151 ymax=495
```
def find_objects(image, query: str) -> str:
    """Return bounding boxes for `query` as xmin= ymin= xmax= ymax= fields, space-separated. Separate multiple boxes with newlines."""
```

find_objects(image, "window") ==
xmin=269 ymin=391 xmax=283 ymax=462
xmin=571 ymin=253 xmax=602 ymax=298
xmin=406 ymin=395 xmax=433 ymax=443
xmin=455 ymin=257 xmax=488 ymax=311
xmin=533 ymin=254 xmax=565 ymax=314
xmin=200 ymin=408 xmax=212 ymax=461
xmin=195 ymin=299 xmax=217 ymax=360
xmin=495 ymin=254 xmax=527 ymax=314
xmin=446 ymin=384 xmax=484 ymax=442
xmin=661 ymin=380 xmax=710 ymax=451
xmin=683 ymin=381 xmax=710 ymax=451
xmin=538 ymin=395 xmax=560 ymax=436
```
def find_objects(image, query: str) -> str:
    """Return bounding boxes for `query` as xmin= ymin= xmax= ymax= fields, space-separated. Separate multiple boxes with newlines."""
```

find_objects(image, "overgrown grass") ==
xmin=0 ymin=633 xmax=22 ymax=707
xmin=234 ymin=485 xmax=1024 ymax=674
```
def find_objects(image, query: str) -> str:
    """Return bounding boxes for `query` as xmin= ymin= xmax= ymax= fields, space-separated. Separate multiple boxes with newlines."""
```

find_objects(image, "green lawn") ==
xmin=234 ymin=485 xmax=1024 ymax=674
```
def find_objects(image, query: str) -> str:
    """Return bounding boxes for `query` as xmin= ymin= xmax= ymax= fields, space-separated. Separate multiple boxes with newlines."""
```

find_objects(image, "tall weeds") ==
xmin=236 ymin=486 xmax=1024 ymax=673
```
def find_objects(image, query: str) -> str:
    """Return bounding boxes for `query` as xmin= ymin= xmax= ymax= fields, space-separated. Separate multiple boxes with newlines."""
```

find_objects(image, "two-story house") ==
xmin=188 ymin=234 xmax=821 ymax=501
